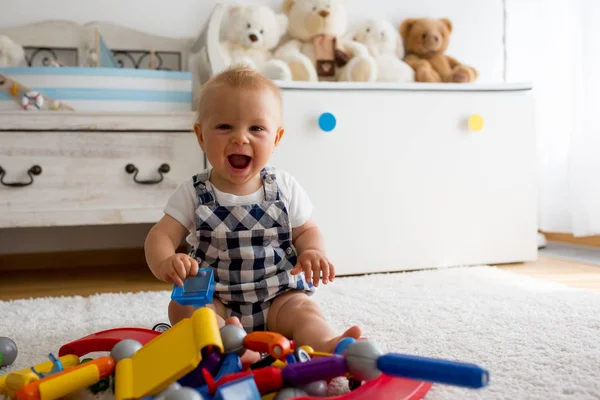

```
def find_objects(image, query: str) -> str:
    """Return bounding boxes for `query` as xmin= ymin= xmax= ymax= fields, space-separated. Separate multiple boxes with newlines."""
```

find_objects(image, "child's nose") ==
xmin=231 ymin=130 xmax=249 ymax=145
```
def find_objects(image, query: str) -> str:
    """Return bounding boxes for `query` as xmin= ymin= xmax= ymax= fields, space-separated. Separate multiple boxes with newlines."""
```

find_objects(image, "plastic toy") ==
xmin=213 ymin=375 xmax=261 ymax=400
xmin=299 ymin=380 xmax=328 ymax=396
xmin=377 ymin=353 xmax=489 ymax=389
xmin=110 ymin=339 xmax=143 ymax=362
xmin=243 ymin=332 xmax=291 ymax=360
xmin=171 ymin=268 xmax=215 ymax=307
xmin=164 ymin=387 xmax=204 ymax=400
xmin=58 ymin=327 xmax=160 ymax=357
xmin=114 ymin=307 xmax=223 ymax=399
xmin=30 ymin=354 xmax=63 ymax=378
xmin=273 ymin=388 xmax=308 ymax=400
xmin=0 ymin=354 xmax=80 ymax=397
xmin=204 ymin=366 xmax=283 ymax=395
xmin=220 ymin=324 xmax=247 ymax=357
xmin=153 ymin=323 xmax=172 ymax=333
xmin=14 ymin=356 xmax=115 ymax=400
xmin=344 ymin=341 xmax=383 ymax=381
xmin=178 ymin=351 xmax=222 ymax=388
xmin=0 ymin=337 xmax=18 ymax=367
xmin=81 ymin=358 xmax=112 ymax=394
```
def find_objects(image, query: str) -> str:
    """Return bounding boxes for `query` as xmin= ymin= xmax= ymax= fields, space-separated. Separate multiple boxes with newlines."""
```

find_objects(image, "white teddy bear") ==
xmin=220 ymin=4 xmax=292 ymax=81
xmin=348 ymin=19 xmax=415 ymax=83
xmin=274 ymin=0 xmax=376 ymax=82
xmin=0 ymin=35 xmax=26 ymax=67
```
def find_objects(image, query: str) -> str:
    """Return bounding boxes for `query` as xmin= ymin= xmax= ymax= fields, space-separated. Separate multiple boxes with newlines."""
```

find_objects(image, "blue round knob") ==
xmin=318 ymin=112 xmax=336 ymax=132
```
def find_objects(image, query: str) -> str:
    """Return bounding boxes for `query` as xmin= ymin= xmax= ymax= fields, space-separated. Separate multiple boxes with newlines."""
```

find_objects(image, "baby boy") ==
xmin=144 ymin=67 xmax=360 ymax=353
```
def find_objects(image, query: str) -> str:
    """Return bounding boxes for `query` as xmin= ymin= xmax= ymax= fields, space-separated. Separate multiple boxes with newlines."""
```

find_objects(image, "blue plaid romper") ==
xmin=190 ymin=166 xmax=315 ymax=332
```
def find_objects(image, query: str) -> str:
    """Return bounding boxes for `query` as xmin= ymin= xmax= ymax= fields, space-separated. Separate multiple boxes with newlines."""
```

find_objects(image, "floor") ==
xmin=1 ymin=253 xmax=599 ymax=301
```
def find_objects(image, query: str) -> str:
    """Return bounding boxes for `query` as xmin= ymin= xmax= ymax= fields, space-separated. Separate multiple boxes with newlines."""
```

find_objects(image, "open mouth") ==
xmin=228 ymin=154 xmax=252 ymax=170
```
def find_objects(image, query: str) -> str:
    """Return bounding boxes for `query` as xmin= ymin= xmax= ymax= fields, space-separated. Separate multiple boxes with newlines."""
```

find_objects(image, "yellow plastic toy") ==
xmin=15 ymin=356 xmax=115 ymax=400
xmin=0 ymin=354 xmax=80 ymax=398
xmin=115 ymin=307 xmax=223 ymax=399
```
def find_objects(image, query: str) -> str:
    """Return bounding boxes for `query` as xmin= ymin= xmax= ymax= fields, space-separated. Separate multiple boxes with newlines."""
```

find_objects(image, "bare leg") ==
xmin=169 ymin=297 xmax=228 ymax=326
xmin=268 ymin=290 xmax=362 ymax=353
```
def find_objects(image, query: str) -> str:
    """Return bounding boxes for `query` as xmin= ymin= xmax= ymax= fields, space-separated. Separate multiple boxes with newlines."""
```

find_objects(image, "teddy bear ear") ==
xmin=440 ymin=18 xmax=453 ymax=33
xmin=399 ymin=18 xmax=417 ymax=40
xmin=276 ymin=13 xmax=289 ymax=34
xmin=282 ymin=0 xmax=295 ymax=15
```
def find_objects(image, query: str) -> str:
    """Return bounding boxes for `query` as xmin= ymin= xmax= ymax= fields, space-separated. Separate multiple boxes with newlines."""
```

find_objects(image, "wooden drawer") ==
xmin=270 ymin=87 xmax=537 ymax=275
xmin=0 ymin=131 xmax=203 ymax=227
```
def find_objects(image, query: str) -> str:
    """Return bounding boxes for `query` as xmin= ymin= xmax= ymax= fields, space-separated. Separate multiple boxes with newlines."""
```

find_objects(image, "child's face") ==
xmin=195 ymin=85 xmax=283 ymax=189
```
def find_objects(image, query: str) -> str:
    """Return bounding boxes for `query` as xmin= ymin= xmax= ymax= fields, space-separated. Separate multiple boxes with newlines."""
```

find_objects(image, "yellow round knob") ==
xmin=468 ymin=114 xmax=484 ymax=132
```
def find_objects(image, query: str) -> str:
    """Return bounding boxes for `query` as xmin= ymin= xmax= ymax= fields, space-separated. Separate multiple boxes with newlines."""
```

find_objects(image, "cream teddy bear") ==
xmin=0 ymin=35 xmax=26 ymax=67
xmin=220 ymin=4 xmax=292 ymax=81
xmin=274 ymin=0 xmax=376 ymax=82
xmin=348 ymin=19 xmax=415 ymax=83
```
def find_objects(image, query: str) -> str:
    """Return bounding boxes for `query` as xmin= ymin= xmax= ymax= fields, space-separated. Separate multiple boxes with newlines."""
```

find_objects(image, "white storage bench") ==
xmin=268 ymin=82 xmax=537 ymax=275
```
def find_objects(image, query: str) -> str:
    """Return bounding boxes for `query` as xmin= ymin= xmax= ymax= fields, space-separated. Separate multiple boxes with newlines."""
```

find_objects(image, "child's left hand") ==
xmin=291 ymin=249 xmax=335 ymax=287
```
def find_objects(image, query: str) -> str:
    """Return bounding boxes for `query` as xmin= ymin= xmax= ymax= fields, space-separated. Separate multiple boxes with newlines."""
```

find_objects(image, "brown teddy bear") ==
xmin=399 ymin=18 xmax=477 ymax=83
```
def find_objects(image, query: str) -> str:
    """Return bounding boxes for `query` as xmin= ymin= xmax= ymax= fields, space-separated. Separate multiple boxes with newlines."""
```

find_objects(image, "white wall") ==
xmin=0 ymin=0 xmax=507 ymax=254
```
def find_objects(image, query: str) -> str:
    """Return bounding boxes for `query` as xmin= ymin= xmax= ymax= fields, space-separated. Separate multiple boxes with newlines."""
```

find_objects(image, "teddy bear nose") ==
xmin=249 ymin=34 xmax=259 ymax=42
xmin=319 ymin=9 xmax=330 ymax=18
xmin=422 ymin=33 xmax=440 ymax=43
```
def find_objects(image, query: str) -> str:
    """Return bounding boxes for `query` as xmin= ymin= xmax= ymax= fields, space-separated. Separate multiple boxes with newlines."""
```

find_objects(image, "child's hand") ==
xmin=159 ymin=254 xmax=199 ymax=287
xmin=291 ymin=249 xmax=335 ymax=287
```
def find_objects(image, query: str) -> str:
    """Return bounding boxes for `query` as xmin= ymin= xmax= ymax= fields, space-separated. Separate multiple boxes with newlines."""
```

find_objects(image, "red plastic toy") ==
xmin=58 ymin=328 xmax=160 ymax=357
xmin=204 ymin=366 xmax=284 ymax=395
xmin=299 ymin=375 xmax=432 ymax=400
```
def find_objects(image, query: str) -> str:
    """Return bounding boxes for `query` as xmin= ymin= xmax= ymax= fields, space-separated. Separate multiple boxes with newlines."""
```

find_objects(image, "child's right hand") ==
xmin=158 ymin=254 xmax=199 ymax=287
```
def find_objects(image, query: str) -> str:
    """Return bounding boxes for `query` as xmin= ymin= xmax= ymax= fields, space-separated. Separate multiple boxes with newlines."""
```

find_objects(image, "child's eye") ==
xmin=250 ymin=125 xmax=265 ymax=132
xmin=260 ymin=29 xmax=264 ymax=34
xmin=216 ymin=124 xmax=232 ymax=130
xmin=247 ymin=23 xmax=251 ymax=29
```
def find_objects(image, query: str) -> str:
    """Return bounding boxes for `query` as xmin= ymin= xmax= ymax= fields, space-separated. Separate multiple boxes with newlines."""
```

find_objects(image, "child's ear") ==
xmin=194 ymin=123 xmax=206 ymax=151
xmin=274 ymin=128 xmax=284 ymax=148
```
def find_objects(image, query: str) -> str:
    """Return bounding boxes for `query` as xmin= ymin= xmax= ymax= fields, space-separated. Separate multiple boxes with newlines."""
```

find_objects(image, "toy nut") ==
xmin=300 ymin=380 xmax=328 ymax=396
xmin=274 ymin=387 xmax=309 ymax=400
xmin=345 ymin=340 xmax=383 ymax=382
xmin=0 ymin=337 xmax=18 ymax=367
xmin=110 ymin=339 xmax=143 ymax=362
xmin=164 ymin=387 xmax=204 ymax=400
xmin=220 ymin=324 xmax=247 ymax=356
xmin=155 ymin=383 xmax=182 ymax=400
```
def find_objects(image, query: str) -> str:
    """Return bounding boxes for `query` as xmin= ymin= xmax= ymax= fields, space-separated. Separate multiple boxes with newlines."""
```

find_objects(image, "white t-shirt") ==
xmin=164 ymin=168 xmax=313 ymax=248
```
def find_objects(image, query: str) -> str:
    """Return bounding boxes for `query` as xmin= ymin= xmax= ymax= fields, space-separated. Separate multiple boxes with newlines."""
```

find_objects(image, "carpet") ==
xmin=1 ymin=266 xmax=600 ymax=399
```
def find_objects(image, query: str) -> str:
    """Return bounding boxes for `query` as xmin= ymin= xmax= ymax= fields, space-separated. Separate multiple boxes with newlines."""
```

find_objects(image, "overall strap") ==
xmin=192 ymin=170 xmax=216 ymax=205
xmin=260 ymin=166 xmax=279 ymax=202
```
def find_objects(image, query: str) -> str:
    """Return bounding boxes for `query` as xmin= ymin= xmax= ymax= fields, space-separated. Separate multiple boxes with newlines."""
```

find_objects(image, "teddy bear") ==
xmin=347 ymin=19 xmax=414 ymax=83
xmin=0 ymin=35 xmax=26 ymax=67
xmin=274 ymin=0 xmax=376 ymax=82
xmin=219 ymin=4 xmax=292 ymax=81
xmin=399 ymin=18 xmax=477 ymax=83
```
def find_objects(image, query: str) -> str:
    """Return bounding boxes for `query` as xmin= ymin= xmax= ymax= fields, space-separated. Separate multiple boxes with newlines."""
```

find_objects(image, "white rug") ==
xmin=1 ymin=266 xmax=600 ymax=399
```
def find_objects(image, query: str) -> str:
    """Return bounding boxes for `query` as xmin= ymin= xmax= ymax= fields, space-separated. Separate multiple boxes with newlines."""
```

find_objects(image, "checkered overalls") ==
xmin=190 ymin=166 xmax=314 ymax=332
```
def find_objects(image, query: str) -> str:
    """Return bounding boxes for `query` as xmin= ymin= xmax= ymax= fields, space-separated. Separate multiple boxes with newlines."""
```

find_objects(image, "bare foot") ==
xmin=224 ymin=316 xmax=261 ymax=366
xmin=324 ymin=325 xmax=362 ymax=354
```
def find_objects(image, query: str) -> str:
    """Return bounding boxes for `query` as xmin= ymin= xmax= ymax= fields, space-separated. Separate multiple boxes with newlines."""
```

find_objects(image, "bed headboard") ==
xmin=0 ymin=19 xmax=194 ymax=71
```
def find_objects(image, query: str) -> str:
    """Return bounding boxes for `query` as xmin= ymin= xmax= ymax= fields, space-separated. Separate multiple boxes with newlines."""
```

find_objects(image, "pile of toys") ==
xmin=0 ymin=269 xmax=490 ymax=400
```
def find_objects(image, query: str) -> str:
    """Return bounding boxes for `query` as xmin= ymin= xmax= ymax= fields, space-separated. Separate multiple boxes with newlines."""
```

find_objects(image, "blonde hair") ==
xmin=195 ymin=67 xmax=282 ymax=123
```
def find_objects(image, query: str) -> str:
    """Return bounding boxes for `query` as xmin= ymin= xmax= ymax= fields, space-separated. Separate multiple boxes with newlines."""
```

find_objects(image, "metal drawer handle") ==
xmin=0 ymin=165 xmax=42 ymax=187
xmin=125 ymin=163 xmax=170 ymax=185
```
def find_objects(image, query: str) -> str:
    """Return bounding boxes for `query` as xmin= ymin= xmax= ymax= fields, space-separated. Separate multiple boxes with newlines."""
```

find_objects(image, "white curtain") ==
xmin=508 ymin=0 xmax=600 ymax=236
xmin=568 ymin=0 xmax=600 ymax=236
